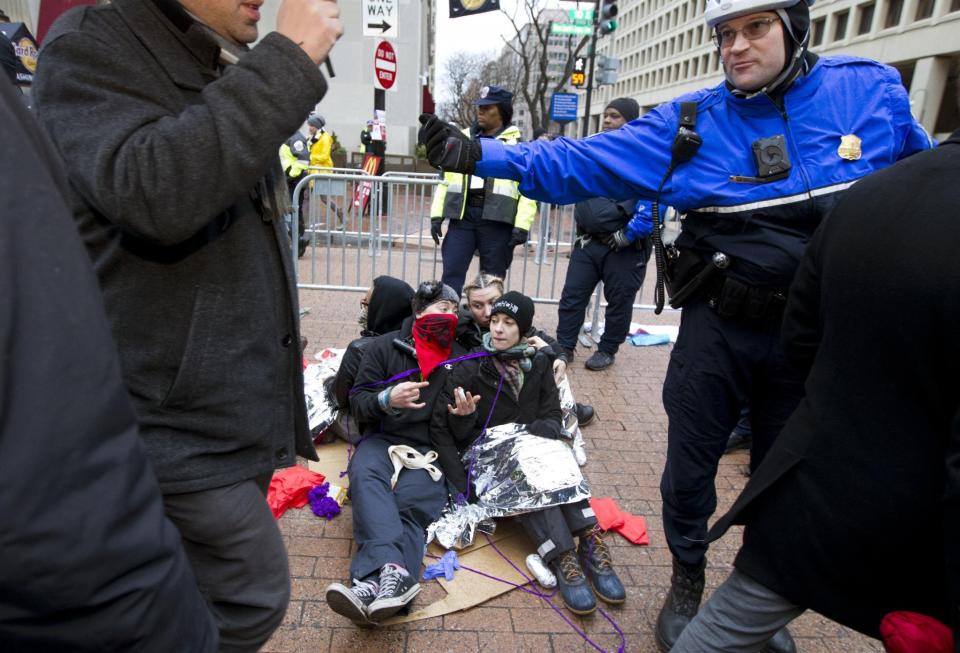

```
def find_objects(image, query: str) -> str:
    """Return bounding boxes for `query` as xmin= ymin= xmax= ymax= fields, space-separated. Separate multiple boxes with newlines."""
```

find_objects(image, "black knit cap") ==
xmin=490 ymin=291 xmax=535 ymax=336
xmin=604 ymin=97 xmax=640 ymax=123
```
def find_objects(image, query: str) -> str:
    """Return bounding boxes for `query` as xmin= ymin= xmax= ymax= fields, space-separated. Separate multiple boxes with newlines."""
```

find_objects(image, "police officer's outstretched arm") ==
xmin=419 ymin=109 xmax=677 ymax=206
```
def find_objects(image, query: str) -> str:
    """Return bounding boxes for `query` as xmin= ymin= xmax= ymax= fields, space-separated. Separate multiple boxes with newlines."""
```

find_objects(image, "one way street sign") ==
xmin=362 ymin=0 xmax=399 ymax=38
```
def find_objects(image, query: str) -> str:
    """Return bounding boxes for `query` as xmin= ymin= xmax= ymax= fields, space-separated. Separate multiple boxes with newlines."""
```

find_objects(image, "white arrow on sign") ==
xmin=362 ymin=0 xmax=399 ymax=38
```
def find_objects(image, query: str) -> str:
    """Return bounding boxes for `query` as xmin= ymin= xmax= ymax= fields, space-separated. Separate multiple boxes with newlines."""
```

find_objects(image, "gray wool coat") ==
xmin=34 ymin=0 xmax=323 ymax=493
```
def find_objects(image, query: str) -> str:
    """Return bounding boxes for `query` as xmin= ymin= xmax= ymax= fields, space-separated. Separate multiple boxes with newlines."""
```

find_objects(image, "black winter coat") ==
xmin=33 ymin=0 xmax=324 ymax=492
xmin=710 ymin=132 xmax=960 ymax=643
xmin=431 ymin=349 xmax=563 ymax=494
xmin=0 ymin=78 xmax=216 ymax=652
xmin=351 ymin=318 xmax=464 ymax=448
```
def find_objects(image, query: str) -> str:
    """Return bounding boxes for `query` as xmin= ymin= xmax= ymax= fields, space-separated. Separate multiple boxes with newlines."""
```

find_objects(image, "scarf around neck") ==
xmin=413 ymin=313 xmax=459 ymax=379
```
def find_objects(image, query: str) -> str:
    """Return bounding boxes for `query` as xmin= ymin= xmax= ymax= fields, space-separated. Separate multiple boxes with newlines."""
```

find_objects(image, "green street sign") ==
xmin=568 ymin=9 xmax=594 ymax=21
xmin=551 ymin=23 xmax=593 ymax=35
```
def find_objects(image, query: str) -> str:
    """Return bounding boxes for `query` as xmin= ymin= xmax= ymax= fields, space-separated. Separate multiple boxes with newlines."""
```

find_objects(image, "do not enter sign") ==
xmin=373 ymin=40 xmax=397 ymax=92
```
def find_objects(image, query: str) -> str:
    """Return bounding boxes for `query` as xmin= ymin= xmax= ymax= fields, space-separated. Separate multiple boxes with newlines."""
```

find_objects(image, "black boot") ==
xmin=762 ymin=626 xmax=797 ymax=653
xmin=655 ymin=557 xmax=705 ymax=653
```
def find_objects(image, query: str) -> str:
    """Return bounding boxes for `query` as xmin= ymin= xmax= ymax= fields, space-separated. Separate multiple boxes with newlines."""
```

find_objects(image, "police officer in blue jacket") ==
xmin=419 ymin=0 xmax=931 ymax=649
xmin=558 ymin=98 xmax=654 ymax=372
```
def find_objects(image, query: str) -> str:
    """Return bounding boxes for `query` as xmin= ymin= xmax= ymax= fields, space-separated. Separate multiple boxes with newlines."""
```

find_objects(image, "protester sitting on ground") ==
xmin=431 ymin=291 xmax=626 ymax=615
xmin=331 ymin=276 xmax=415 ymax=410
xmin=324 ymin=276 xmax=415 ymax=443
xmin=325 ymin=281 xmax=464 ymax=626
xmin=456 ymin=272 xmax=596 ymax=426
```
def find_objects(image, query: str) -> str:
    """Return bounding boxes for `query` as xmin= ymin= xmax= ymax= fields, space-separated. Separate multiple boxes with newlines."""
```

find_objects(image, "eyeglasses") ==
xmin=715 ymin=16 xmax=778 ymax=48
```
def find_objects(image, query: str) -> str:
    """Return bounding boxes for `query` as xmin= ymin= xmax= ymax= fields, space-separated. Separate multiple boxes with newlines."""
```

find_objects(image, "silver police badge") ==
xmin=838 ymin=134 xmax=862 ymax=161
xmin=479 ymin=86 xmax=490 ymax=99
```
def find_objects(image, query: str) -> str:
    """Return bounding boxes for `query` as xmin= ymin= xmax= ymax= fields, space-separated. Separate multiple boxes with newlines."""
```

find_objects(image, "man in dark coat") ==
xmin=32 ymin=1 xmax=342 ymax=649
xmin=0 ymin=77 xmax=216 ymax=652
xmin=672 ymin=127 xmax=960 ymax=651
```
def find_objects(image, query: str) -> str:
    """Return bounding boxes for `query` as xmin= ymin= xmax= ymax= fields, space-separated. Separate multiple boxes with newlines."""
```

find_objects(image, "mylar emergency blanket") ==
xmin=556 ymin=376 xmax=587 ymax=466
xmin=303 ymin=348 xmax=344 ymax=439
xmin=427 ymin=423 xmax=591 ymax=549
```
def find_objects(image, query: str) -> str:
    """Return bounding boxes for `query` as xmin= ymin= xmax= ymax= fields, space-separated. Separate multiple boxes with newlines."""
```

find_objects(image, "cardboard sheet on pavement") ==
xmin=309 ymin=441 xmax=534 ymax=623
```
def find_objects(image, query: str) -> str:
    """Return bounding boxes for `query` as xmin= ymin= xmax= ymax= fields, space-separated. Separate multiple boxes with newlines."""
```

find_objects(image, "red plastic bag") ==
xmin=266 ymin=466 xmax=326 ymax=519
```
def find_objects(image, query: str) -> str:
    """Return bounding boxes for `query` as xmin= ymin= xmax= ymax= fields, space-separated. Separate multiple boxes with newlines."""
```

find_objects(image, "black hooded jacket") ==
xmin=332 ymin=276 xmax=413 ymax=408
xmin=430 ymin=348 xmax=563 ymax=494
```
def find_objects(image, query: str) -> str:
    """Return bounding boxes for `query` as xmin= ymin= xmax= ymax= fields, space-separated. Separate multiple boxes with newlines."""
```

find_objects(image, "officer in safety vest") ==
xmin=279 ymin=129 xmax=311 ymax=257
xmin=419 ymin=0 xmax=931 ymax=648
xmin=429 ymin=85 xmax=537 ymax=296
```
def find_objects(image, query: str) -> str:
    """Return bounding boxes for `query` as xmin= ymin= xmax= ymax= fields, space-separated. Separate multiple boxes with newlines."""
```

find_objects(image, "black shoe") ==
xmin=724 ymin=431 xmax=752 ymax=454
xmin=577 ymin=526 xmax=625 ymax=604
xmin=585 ymin=350 xmax=615 ymax=371
xmin=574 ymin=403 xmax=595 ymax=426
xmin=325 ymin=578 xmax=378 ymax=626
xmin=655 ymin=557 xmax=706 ymax=653
xmin=366 ymin=563 xmax=420 ymax=623
xmin=762 ymin=627 xmax=797 ymax=653
xmin=551 ymin=550 xmax=597 ymax=615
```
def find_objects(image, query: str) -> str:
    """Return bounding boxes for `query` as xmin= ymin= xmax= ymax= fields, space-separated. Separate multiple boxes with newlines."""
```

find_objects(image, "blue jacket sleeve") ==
xmin=884 ymin=67 xmax=933 ymax=160
xmin=624 ymin=200 xmax=666 ymax=242
xmin=475 ymin=110 xmax=677 ymax=205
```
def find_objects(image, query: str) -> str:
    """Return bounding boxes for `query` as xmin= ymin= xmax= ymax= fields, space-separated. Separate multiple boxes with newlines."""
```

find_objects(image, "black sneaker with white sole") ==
xmin=366 ymin=563 xmax=420 ymax=623
xmin=325 ymin=578 xmax=379 ymax=626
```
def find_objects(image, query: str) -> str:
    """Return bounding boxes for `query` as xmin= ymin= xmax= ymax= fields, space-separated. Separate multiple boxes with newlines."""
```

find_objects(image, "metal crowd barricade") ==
xmin=289 ymin=172 xmax=679 ymax=317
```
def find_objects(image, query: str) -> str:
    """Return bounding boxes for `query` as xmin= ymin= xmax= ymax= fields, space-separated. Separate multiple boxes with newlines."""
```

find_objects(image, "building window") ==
xmin=857 ymin=3 xmax=875 ymax=33
xmin=914 ymin=0 xmax=935 ymax=19
xmin=811 ymin=17 xmax=826 ymax=45
xmin=951 ymin=0 xmax=960 ymax=12
xmin=885 ymin=0 xmax=904 ymax=26
xmin=833 ymin=10 xmax=849 ymax=40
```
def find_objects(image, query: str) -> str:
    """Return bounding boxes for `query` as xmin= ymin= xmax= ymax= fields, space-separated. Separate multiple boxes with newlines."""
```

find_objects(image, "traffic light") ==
xmin=571 ymin=56 xmax=587 ymax=88
xmin=595 ymin=55 xmax=620 ymax=86
xmin=599 ymin=0 xmax=618 ymax=36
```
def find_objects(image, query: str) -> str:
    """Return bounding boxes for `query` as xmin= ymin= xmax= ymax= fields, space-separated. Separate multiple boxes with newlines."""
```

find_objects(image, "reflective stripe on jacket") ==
xmin=430 ymin=124 xmax=538 ymax=230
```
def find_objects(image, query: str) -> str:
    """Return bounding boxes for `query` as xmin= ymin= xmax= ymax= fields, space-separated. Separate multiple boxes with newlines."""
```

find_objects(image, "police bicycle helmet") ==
xmin=705 ymin=0 xmax=815 ymax=28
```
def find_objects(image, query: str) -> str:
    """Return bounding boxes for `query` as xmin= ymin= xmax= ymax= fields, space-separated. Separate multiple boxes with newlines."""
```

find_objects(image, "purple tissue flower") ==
xmin=308 ymin=483 xmax=340 ymax=520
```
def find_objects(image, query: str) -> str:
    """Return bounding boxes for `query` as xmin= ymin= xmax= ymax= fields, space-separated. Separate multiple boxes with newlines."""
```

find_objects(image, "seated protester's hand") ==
xmin=524 ymin=418 xmax=562 ymax=439
xmin=389 ymin=381 xmax=430 ymax=409
xmin=552 ymin=358 xmax=566 ymax=384
xmin=448 ymin=386 xmax=481 ymax=417
xmin=526 ymin=335 xmax=549 ymax=350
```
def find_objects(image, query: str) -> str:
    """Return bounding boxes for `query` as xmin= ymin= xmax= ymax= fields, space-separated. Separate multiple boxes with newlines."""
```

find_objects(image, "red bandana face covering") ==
xmin=412 ymin=312 xmax=459 ymax=379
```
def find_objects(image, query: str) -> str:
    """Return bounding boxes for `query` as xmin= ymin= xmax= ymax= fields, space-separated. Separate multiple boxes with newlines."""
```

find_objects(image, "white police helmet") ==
xmin=705 ymin=0 xmax=814 ymax=28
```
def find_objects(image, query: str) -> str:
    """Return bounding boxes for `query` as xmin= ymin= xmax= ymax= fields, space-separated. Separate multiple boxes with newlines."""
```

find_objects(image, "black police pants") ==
xmin=441 ymin=205 xmax=515 ymax=296
xmin=556 ymin=238 xmax=649 ymax=355
xmin=348 ymin=436 xmax=448 ymax=581
xmin=516 ymin=499 xmax=597 ymax=565
xmin=660 ymin=300 xmax=805 ymax=568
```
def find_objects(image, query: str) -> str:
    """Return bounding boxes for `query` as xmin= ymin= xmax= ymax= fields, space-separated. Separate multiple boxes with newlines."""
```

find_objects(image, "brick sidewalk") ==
xmin=264 ymin=289 xmax=882 ymax=653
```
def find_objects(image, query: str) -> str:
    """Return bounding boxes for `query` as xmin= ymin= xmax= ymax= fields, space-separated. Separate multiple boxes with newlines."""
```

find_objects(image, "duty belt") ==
xmin=708 ymin=276 xmax=788 ymax=323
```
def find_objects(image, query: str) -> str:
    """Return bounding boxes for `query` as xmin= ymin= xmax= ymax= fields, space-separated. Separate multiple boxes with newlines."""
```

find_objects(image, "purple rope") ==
xmin=347 ymin=350 xmax=493 ymax=397
xmin=460 ymin=370 xmax=505 ymax=503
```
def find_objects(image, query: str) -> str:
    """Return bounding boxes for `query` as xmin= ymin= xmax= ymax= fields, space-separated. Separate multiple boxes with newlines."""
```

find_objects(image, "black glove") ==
xmin=418 ymin=113 xmax=481 ymax=174
xmin=601 ymin=228 xmax=632 ymax=250
xmin=508 ymin=227 xmax=529 ymax=248
xmin=430 ymin=218 xmax=443 ymax=245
